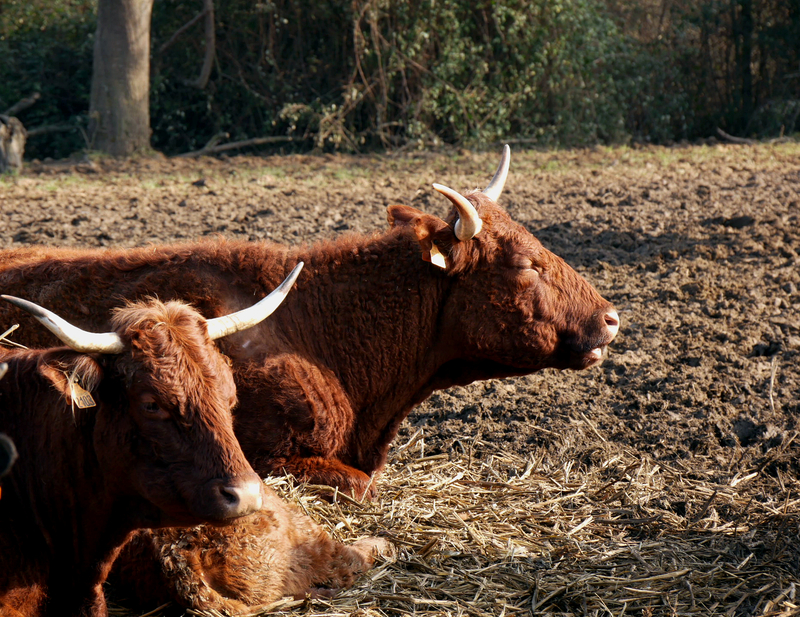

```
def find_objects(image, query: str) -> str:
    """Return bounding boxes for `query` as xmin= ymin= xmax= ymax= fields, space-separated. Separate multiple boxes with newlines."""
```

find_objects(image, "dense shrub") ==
xmin=146 ymin=0 xmax=635 ymax=150
xmin=0 ymin=0 xmax=798 ymax=158
xmin=148 ymin=0 xmax=356 ymax=153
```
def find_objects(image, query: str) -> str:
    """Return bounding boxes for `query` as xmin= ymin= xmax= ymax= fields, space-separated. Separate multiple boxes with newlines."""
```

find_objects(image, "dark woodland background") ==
xmin=1 ymin=0 xmax=798 ymax=159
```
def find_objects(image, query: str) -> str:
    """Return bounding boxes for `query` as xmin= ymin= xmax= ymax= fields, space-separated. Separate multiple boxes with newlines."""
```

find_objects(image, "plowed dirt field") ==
xmin=2 ymin=143 xmax=799 ymax=616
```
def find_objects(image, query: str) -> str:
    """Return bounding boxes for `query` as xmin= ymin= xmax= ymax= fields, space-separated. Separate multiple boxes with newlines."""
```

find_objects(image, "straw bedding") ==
xmin=108 ymin=420 xmax=799 ymax=617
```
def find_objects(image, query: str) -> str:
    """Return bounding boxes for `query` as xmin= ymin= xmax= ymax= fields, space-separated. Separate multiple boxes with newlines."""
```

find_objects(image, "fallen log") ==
xmin=176 ymin=135 xmax=296 ymax=158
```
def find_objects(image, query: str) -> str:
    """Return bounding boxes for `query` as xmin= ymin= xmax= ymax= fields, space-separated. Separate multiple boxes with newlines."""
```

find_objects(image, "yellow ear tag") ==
xmin=429 ymin=242 xmax=447 ymax=269
xmin=71 ymin=381 xmax=96 ymax=409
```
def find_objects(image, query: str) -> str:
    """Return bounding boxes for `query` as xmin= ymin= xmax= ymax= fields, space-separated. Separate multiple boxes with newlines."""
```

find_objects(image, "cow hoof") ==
xmin=351 ymin=536 xmax=396 ymax=562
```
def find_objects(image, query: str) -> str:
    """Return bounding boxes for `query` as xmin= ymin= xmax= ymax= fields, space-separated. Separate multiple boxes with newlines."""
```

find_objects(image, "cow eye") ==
xmin=511 ymin=256 xmax=534 ymax=270
xmin=511 ymin=257 xmax=540 ymax=280
xmin=139 ymin=398 xmax=169 ymax=419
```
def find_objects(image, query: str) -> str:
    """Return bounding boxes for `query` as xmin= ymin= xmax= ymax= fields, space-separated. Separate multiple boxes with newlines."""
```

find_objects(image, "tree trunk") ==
xmin=89 ymin=0 xmax=155 ymax=156
xmin=0 ymin=116 xmax=27 ymax=173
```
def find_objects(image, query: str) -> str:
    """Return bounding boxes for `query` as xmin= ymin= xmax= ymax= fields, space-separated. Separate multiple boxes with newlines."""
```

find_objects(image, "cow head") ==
xmin=388 ymin=146 xmax=618 ymax=376
xmin=1 ymin=264 xmax=302 ymax=525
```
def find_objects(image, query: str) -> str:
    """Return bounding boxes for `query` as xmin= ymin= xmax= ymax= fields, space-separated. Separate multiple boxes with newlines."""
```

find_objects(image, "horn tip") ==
xmin=287 ymin=261 xmax=304 ymax=281
xmin=1 ymin=295 xmax=26 ymax=308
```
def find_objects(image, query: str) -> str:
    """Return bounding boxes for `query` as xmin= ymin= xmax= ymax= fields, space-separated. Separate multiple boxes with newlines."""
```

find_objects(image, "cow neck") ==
xmin=284 ymin=228 xmax=456 ymax=413
xmin=0 ymin=351 xmax=134 ymax=592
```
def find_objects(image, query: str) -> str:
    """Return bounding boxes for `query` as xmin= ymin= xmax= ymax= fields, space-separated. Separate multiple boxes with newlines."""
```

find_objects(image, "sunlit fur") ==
xmin=111 ymin=490 xmax=393 ymax=615
xmin=0 ymin=300 xmax=259 ymax=617
xmin=0 ymin=191 xmax=615 ymax=503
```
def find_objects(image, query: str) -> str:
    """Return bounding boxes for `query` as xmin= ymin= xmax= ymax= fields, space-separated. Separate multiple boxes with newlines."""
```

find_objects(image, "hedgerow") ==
xmin=1 ymin=0 xmax=798 ymax=157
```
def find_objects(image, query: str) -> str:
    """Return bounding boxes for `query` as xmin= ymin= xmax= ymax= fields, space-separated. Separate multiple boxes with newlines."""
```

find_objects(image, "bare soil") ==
xmin=2 ymin=143 xmax=799 ymax=615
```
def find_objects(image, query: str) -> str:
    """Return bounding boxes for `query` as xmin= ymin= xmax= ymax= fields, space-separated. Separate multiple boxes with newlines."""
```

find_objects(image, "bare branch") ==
xmin=3 ymin=93 xmax=41 ymax=117
xmin=159 ymin=9 xmax=207 ymax=54
xmin=176 ymin=135 xmax=296 ymax=158
xmin=26 ymin=124 xmax=77 ymax=138
xmin=191 ymin=0 xmax=215 ymax=89
xmin=202 ymin=131 xmax=229 ymax=150
xmin=716 ymin=127 xmax=757 ymax=145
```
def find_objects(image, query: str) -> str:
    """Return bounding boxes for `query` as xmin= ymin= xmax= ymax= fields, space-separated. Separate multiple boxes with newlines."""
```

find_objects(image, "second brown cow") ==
xmin=0 ymin=269 xmax=300 ymax=617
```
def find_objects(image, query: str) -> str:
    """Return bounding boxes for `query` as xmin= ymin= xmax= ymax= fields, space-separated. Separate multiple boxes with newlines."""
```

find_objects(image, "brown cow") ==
xmin=111 ymin=494 xmax=394 ymax=615
xmin=0 ymin=147 xmax=618 ymax=499
xmin=0 ymin=267 xmax=300 ymax=617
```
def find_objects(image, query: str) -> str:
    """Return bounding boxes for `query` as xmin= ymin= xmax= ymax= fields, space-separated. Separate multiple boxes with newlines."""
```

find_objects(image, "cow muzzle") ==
xmin=584 ymin=309 xmax=620 ymax=366
xmin=202 ymin=472 xmax=263 ymax=520
xmin=604 ymin=309 xmax=620 ymax=340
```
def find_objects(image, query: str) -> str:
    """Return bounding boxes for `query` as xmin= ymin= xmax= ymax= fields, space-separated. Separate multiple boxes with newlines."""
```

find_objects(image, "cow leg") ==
xmin=306 ymin=536 xmax=395 ymax=591
xmin=271 ymin=455 xmax=378 ymax=500
xmin=234 ymin=355 xmax=378 ymax=497
xmin=109 ymin=492 xmax=394 ymax=617
xmin=42 ymin=582 xmax=107 ymax=617
xmin=281 ymin=520 xmax=394 ymax=598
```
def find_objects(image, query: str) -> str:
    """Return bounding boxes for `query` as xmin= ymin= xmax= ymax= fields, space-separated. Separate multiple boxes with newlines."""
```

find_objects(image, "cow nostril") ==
xmin=219 ymin=484 xmax=239 ymax=505
xmin=604 ymin=310 xmax=620 ymax=338
xmin=214 ymin=475 xmax=263 ymax=518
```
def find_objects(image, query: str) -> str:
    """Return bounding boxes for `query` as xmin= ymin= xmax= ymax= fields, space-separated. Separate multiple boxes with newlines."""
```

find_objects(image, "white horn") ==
xmin=482 ymin=144 xmax=510 ymax=202
xmin=2 ymin=295 xmax=124 ymax=354
xmin=432 ymin=183 xmax=483 ymax=241
xmin=205 ymin=262 xmax=304 ymax=341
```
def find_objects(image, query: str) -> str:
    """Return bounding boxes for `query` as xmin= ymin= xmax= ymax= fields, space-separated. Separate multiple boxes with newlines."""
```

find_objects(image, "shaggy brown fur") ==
xmin=0 ymin=300 xmax=261 ymax=617
xmin=111 ymin=490 xmax=394 ymax=615
xmin=0 ymin=188 xmax=616 ymax=499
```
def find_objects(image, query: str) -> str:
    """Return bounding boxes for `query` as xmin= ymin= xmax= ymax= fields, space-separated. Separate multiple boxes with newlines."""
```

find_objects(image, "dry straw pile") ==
xmin=113 ymin=421 xmax=800 ymax=617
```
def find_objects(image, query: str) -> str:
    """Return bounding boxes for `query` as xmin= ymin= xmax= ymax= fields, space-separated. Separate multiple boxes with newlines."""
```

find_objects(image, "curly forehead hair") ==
xmin=110 ymin=298 xmax=204 ymax=338
xmin=108 ymin=299 xmax=234 ymax=408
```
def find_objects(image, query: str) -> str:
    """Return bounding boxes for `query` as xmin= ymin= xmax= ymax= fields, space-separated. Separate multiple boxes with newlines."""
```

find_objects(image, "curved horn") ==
xmin=432 ymin=183 xmax=483 ymax=241
xmin=1 ymin=295 xmax=124 ymax=354
xmin=482 ymin=144 xmax=510 ymax=202
xmin=205 ymin=262 xmax=304 ymax=341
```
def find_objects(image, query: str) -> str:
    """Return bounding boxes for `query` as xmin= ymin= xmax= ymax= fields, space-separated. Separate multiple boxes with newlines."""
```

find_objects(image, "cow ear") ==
xmin=39 ymin=355 xmax=103 ymax=406
xmin=387 ymin=205 xmax=454 ymax=269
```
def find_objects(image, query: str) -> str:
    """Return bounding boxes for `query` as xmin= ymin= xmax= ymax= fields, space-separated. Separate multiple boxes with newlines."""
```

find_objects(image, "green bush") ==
xmin=148 ymin=0 xmax=638 ymax=150
xmin=349 ymin=0 xmax=632 ymax=147
xmin=148 ymin=0 xmax=356 ymax=153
